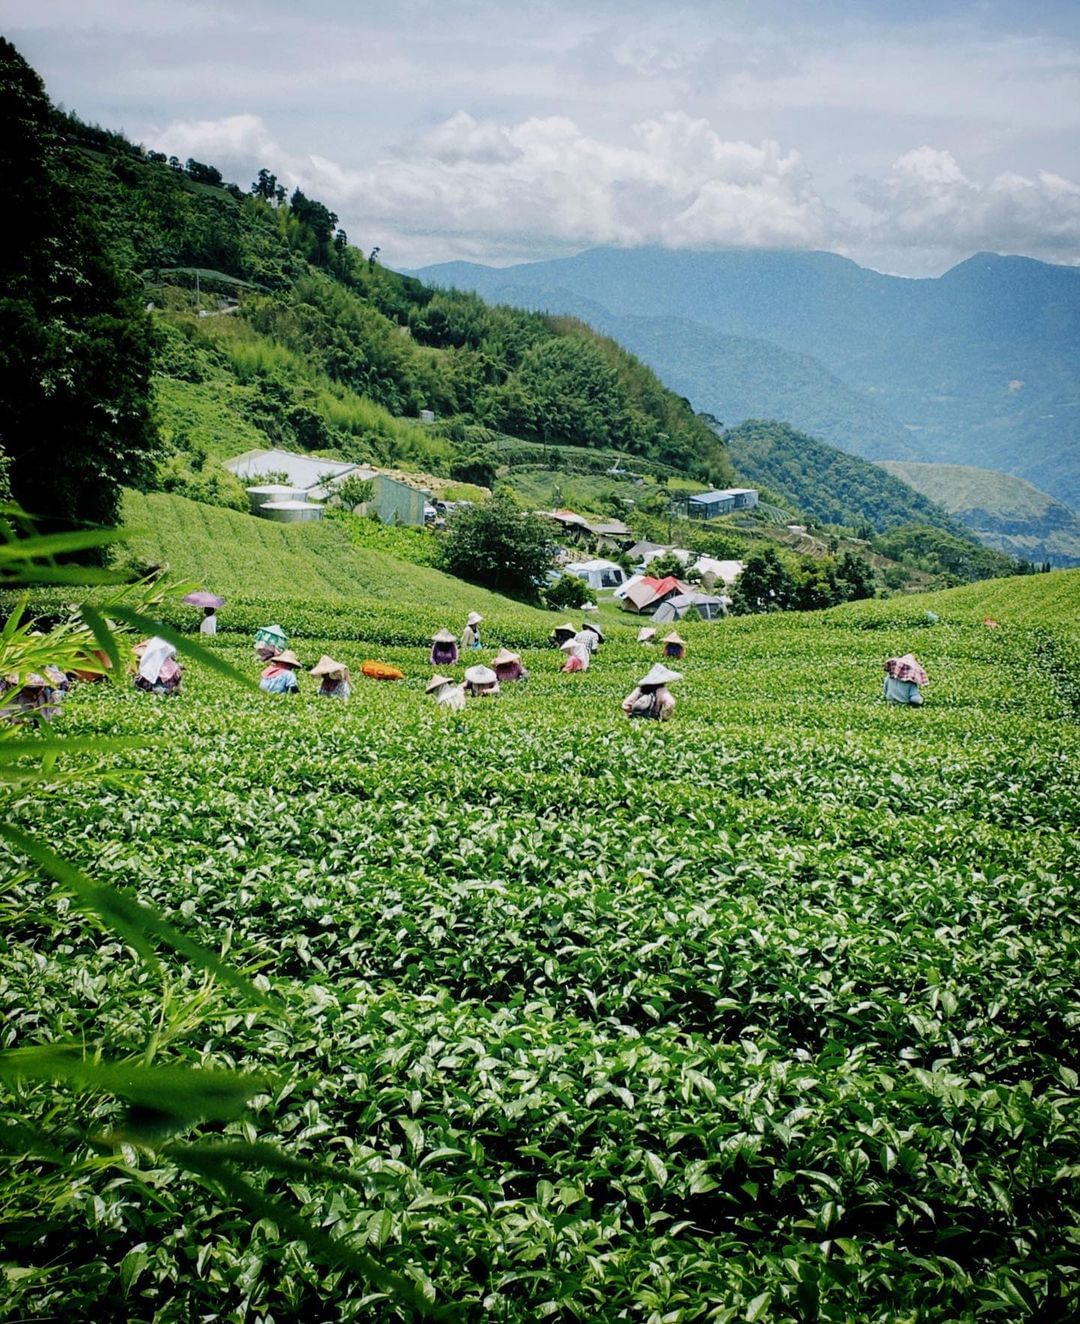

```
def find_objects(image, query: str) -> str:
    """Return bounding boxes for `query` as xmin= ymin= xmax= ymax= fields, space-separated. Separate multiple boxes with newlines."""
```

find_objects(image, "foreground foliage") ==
xmin=2 ymin=568 xmax=1078 ymax=1319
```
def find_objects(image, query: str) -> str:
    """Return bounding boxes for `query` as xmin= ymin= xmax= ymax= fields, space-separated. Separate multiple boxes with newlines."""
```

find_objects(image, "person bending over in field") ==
xmin=254 ymin=624 xmax=288 ymax=662
xmin=260 ymin=649 xmax=302 ymax=694
xmin=1 ymin=665 xmax=69 ymax=723
xmin=464 ymin=664 xmax=500 ymax=697
xmin=426 ymin=673 xmax=466 ymax=710
xmin=461 ymin=612 xmax=483 ymax=650
xmin=430 ymin=628 xmax=458 ymax=666
xmin=622 ymin=663 xmax=682 ymax=721
xmin=133 ymin=638 xmax=183 ymax=696
xmin=493 ymin=648 xmax=528 ymax=684
xmin=637 ymin=627 xmax=657 ymax=646
xmin=581 ymin=621 xmax=604 ymax=650
xmin=661 ymin=631 xmax=686 ymax=660
xmin=560 ymin=637 xmax=590 ymax=672
xmin=549 ymin=622 xmax=577 ymax=649
xmin=310 ymin=655 xmax=350 ymax=700
xmin=883 ymin=654 xmax=928 ymax=706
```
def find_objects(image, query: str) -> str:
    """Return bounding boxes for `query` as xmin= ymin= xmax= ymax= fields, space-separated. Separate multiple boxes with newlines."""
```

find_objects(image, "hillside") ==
xmin=8 ymin=552 xmax=1079 ymax=1319
xmin=120 ymin=491 xmax=559 ymax=646
xmin=834 ymin=564 xmax=1079 ymax=631
xmin=410 ymin=277 xmax=920 ymax=462
xmin=878 ymin=462 xmax=1080 ymax=568
xmin=0 ymin=41 xmax=1013 ymax=596
xmin=52 ymin=116 xmax=732 ymax=496
xmin=723 ymin=419 xmax=964 ymax=535
xmin=414 ymin=248 xmax=1080 ymax=509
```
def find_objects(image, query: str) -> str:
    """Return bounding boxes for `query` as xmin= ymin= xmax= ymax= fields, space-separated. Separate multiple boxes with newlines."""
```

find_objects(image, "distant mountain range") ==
xmin=412 ymin=248 xmax=1080 ymax=510
xmin=878 ymin=462 xmax=1080 ymax=568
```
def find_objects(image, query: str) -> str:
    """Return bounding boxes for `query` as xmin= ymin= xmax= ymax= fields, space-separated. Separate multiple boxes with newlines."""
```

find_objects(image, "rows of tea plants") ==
xmin=3 ymin=574 xmax=1079 ymax=1320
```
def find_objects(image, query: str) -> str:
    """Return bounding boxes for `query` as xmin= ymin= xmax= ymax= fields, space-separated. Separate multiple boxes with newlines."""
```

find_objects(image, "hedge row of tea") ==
xmin=3 ymin=574 xmax=1079 ymax=1320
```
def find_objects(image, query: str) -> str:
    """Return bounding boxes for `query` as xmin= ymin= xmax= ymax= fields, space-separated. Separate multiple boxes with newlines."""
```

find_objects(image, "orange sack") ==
xmin=361 ymin=660 xmax=405 ymax=681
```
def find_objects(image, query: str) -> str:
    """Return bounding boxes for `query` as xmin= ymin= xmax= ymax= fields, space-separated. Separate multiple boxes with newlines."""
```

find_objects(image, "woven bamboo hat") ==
xmin=639 ymin=663 xmax=683 ymax=688
xmin=309 ymin=655 xmax=348 ymax=680
xmin=269 ymin=650 xmax=301 ymax=668
xmin=432 ymin=628 xmax=456 ymax=643
xmin=493 ymin=648 xmax=520 ymax=666
xmin=637 ymin=627 xmax=657 ymax=642
xmin=426 ymin=674 xmax=455 ymax=693
xmin=661 ymin=632 xmax=685 ymax=645
xmin=464 ymin=664 xmax=497 ymax=685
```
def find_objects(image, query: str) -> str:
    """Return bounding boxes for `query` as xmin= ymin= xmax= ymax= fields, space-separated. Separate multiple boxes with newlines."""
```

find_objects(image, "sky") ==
xmin=5 ymin=0 xmax=1080 ymax=275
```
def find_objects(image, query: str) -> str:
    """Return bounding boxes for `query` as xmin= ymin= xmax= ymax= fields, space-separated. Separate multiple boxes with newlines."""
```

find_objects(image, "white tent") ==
xmin=564 ymin=559 xmax=627 ymax=590
xmin=695 ymin=557 xmax=743 ymax=586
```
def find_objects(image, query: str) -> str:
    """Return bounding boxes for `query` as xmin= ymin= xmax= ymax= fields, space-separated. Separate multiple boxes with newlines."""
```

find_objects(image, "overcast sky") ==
xmin=6 ymin=0 xmax=1080 ymax=274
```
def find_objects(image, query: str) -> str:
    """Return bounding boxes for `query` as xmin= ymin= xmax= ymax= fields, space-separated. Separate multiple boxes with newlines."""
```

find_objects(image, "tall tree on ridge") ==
xmin=0 ymin=38 xmax=159 ymax=534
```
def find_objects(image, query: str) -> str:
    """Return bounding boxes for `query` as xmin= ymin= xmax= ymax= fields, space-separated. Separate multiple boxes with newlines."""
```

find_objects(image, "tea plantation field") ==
xmin=3 ymin=570 xmax=1079 ymax=1321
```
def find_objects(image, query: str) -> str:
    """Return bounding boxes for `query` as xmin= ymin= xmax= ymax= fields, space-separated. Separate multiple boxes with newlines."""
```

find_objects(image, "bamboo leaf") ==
xmin=0 ymin=825 xmax=273 ymax=1005
xmin=0 ymin=1045 xmax=271 ymax=1126
xmin=76 ymin=603 xmax=123 ymax=681
xmin=106 ymin=606 xmax=257 ymax=689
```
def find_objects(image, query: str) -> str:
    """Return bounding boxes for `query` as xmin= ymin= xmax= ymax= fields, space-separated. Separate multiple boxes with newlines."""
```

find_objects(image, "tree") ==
xmin=440 ymin=497 xmax=554 ymax=599
xmin=185 ymin=158 xmax=222 ymax=186
xmin=0 ymin=38 xmax=160 ymax=536
xmin=645 ymin=550 xmax=688 ymax=580
xmin=251 ymin=168 xmax=278 ymax=201
xmin=543 ymin=573 xmax=595 ymax=610
xmin=449 ymin=451 xmax=497 ymax=489
xmin=836 ymin=550 xmax=875 ymax=600
xmin=731 ymin=547 xmax=795 ymax=614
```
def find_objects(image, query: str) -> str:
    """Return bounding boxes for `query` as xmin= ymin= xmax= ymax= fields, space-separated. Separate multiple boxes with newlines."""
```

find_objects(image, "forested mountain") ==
xmin=34 ymin=105 xmax=733 ymax=507
xmin=1 ymin=38 xmax=1011 ymax=587
xmin=879 ymin=462 xmax=1080 ymax=568
xmin=414 ymin=248 xmax=1080 ymax=510
xmin=724 ymin=420 xmax=966 ymax=536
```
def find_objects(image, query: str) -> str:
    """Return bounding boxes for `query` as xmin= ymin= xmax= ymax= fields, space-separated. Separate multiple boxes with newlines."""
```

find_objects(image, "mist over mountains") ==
xmin=413 ymin=248 xmax=1080 ymax=511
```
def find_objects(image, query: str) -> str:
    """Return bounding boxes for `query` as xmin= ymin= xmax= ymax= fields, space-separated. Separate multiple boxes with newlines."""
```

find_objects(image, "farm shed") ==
xmin=687 ymin=487 xmax=759 ymax=519
xmin=226 ymin=448 xmax=427 ymax=526
xmin=564 ymin=558 xmax=627 ymax=590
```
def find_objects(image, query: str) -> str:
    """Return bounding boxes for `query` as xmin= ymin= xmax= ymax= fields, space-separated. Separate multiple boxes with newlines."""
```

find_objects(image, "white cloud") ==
xmin=859 ymin=146 xmax=1080 ymax=262
xmin=145 ymin=107 xmax=1080 ymax=269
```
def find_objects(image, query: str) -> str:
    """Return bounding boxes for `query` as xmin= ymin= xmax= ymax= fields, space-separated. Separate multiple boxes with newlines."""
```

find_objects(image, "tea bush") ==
xmin=2 ymin=571 xmax=1079 ymax=1320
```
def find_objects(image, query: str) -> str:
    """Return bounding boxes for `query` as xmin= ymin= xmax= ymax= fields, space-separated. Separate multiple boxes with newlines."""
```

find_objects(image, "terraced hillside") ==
xmin=4 ymin=548 xmax=1079 ymax=1319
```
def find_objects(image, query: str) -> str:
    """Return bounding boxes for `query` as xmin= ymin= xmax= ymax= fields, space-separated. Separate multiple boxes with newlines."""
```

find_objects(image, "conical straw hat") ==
xmin=493 ymin=648 xmax=520 ymax=666
xmin=309 ymin=654 xmax=347 ymax=679
xmin=432 ymin=628 xmax=456 ymax=643
xmin=639 ymin=663 xmax=682 ymax=687
xmin=426 ymin=674 xmax=455 ymax=693
xmin=270 ymin=650 xmax=301 ymax=668
xmin=661 ymin=632 xmax=685 ymax=645
xmin=464 ymin=665 xmax=496 ymax=685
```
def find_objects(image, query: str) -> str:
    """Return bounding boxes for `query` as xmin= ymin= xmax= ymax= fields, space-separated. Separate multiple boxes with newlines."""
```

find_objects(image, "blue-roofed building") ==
xmin=686 ymin=487 xmax=758 ymax=519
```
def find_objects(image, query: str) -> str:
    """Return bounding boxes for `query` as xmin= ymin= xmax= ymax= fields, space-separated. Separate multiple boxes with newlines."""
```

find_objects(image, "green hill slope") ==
xmin=416 ymin=247 xmax=1080 ymax=508
xmin=723 ymin=419 xmax=965 ymax=535
xmin=8 ymin=550 xmax=1080 ymax=1320
xmin=878 ymin=462 xmax=1080 ymax=567
xmin=56 ymin=114 xmax=732 ymax=493
xmin=120 ymin=490 xmax=559 ymax=646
